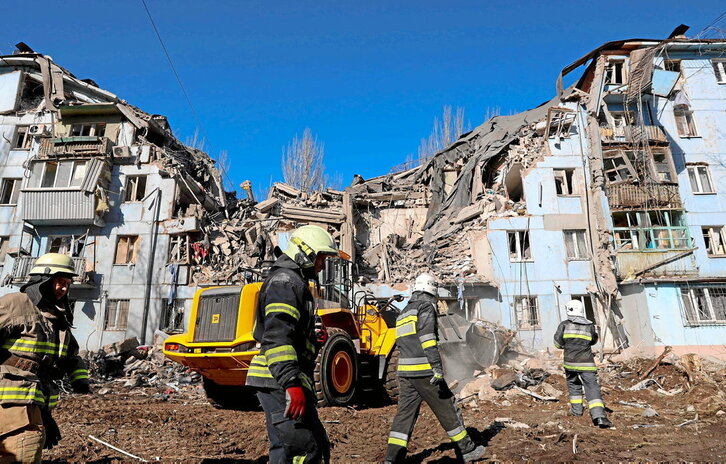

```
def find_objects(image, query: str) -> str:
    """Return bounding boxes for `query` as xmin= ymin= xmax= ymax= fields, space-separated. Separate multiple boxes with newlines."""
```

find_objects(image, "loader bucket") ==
xmin=437 ymin=313 xmax=503 ymax=379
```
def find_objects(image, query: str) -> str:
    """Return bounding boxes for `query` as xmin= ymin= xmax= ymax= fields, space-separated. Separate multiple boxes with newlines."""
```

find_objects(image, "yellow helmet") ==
xmin=28 ymin=253 xmax=78 ymax=277
xmin=284 ymin=225 xmax=338 ymax=268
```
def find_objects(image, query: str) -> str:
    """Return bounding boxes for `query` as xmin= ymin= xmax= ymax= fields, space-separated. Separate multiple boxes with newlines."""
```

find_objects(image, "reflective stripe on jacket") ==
xmin=0 ymin=293 xmax=89 ymax=409
xmin=246 ymin=255 xmax=318 ymax=391
xmin=553 ymin=317 xmax=599 ymax=371
xmin=395 ymin=293 xmax=443 ymax=378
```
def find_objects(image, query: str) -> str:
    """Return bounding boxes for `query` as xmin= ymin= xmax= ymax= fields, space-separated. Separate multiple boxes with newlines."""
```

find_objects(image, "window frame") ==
xmin=563 ymin=229 xmax=590 ymax=260
xmin=701 ymin=226 xmax=726 ymax=257
xmin=160 ymin=298 xmax=186 ymax=333
xmin=712 ymin=60 xmax=726 ymax=84
xmin=673 ymin=106 xmax=698 ymax=138
xmin=168 ymin=234 xmax=190 ymax=264
xmin=553 ymin=168 xmax=578 ymax=196
xmin=104 ymin=298 xmax=130 ymax=330
xmin=12 ymin=126 xmax=31 ymax=150
xmin=114 ymin=235 xmax=140 ymax=265
xmin=507 ymin=230 xmax=532 ymax=262
xmin=514 ymin=296 xmax=540 ymax=330
xmin=680 ymin=286 xmax=726 ymax=326
xmin=124 ymin=175 xmax=148 ymax=203
xmin=686 ymin=164 xmax=715 ymax=195
xmin=0 ymin=178 xmax=21 ymax=205
xmin=69 ymin=122 xmax=107 ymax=138
xmin=605 ymin=59 xmax=627 ymax=85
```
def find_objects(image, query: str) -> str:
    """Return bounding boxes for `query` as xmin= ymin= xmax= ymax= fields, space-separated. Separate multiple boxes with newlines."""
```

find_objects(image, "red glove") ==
xmin=285 ymin=386 xmax=306 ymax=420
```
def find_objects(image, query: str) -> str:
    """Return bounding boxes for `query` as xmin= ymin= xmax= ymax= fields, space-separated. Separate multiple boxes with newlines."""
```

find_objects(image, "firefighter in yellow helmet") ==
xmin=246 ymin=225 xmax=338 ymax=463
xmin=0 ymin=253 xmax=90 ymax=464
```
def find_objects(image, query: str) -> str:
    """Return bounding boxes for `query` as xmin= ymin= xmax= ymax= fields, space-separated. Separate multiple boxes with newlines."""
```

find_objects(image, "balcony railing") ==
xmin=600 ymin=125 xmax=668 ymax=144
xmin=39 ymin=136 xmax=113 ymax=157
xmin=12 ymin=256 xmax=89 ymax=285
xmin=21 ymin=190 xmax=101 ymax=225
xmin=606 ymin=183 xmax=682 ymax=210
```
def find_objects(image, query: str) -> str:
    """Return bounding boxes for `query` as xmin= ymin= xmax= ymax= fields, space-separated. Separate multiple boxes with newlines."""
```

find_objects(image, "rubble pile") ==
xmin=82 ymin=336 xmax=203 ymax=399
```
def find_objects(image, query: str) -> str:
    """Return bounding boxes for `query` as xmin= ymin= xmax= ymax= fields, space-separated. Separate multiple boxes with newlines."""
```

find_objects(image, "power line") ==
xmin=139 ymin=0 xmax=238 ymax=191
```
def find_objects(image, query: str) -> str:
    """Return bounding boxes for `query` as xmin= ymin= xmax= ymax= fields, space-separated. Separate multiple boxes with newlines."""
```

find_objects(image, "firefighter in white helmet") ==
xmin=0 ymin=253 xmax=90 ymax=464
xmin=384 ymin=273 xmax=486 ymax=463
xmin=246 ymin=225 xmax=338 ymax=463
xmin=554 ymin=299 xmax=612 ymax=428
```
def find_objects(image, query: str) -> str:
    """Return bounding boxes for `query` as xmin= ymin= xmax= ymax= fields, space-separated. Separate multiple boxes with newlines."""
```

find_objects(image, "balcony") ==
xmin=600 ymin=125 xmax=668 ymax=144
xmin=11 ymin=256 xmax=91 ymax=286
xmin=606 ymin=183 xmax=682 ymax=210
xmin=39 ymin=136 xmax=113 ymax=158
xmin=21 ymin=190 xmax=105 ymax=226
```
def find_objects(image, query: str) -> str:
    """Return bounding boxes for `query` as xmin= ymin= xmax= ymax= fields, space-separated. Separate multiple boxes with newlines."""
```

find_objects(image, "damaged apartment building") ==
xmin=340 ymin=28 xmax=726 ymax=359
xmin=256 ymin=29 xmax=726 ymax=360
xmin=0 ymin=43 xmax=232 ymax=350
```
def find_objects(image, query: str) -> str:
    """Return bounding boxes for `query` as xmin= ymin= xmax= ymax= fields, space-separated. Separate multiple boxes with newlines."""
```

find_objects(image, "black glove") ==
xmin=41 ymin=408 xmax=61 ymax=449
xmin=430 ymin=369 xmax=446 ymax=386
xmin=72 ymin=381 xmax=91 ymax=394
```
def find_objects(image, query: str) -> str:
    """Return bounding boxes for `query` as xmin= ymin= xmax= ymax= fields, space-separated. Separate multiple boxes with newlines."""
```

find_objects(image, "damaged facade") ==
xmin=1 ymin=33 xmax=725 ymax=360
xmin=0 ymin=44 xmax=232 ymax=349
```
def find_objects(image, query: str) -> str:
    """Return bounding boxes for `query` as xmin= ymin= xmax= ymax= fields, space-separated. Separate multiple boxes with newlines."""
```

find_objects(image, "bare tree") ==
xmin=417 ymin=105 xmax=469 ymax=162
xmin=282 ymin=128 xmax=326 ymax=193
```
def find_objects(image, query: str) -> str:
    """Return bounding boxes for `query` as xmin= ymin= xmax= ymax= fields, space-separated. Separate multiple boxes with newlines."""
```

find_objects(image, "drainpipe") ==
xmin=140 ymin=187 xmax=162 ymax=345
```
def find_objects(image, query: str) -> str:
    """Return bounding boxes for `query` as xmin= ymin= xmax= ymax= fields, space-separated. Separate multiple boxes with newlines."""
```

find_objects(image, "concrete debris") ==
xmin=642 ymin=407 xmax=659 ymax=417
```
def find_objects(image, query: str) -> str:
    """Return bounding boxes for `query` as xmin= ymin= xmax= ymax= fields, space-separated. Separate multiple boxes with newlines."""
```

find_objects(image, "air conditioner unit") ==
xmin=113 ymin=146 xmax=131 ymax=158
xmin=28 ymin=124 xmax=49 ymax=136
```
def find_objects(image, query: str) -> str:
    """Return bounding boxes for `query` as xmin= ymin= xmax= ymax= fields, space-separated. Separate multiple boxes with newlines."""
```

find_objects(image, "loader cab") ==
xmin=316 ymin=256 xmax=353 ymax=309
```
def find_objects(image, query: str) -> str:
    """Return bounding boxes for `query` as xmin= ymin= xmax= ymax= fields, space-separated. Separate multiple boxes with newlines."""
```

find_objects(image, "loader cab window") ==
xmin=316 ymin=257 xmax=352 ymax=309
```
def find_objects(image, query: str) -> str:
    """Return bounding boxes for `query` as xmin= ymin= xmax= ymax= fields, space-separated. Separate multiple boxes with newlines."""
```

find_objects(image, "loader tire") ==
xmin=382 ymin=348 xmax=400 ymax=404
xmin=315 ymin=328 xmax=357 ymax=407
xmin=203 ymin=377 xmax=259 ymax=411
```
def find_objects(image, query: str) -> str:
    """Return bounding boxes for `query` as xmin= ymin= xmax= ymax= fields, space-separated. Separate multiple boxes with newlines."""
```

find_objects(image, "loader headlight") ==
xmin=165 ymin=343 xmax=180 ymax=352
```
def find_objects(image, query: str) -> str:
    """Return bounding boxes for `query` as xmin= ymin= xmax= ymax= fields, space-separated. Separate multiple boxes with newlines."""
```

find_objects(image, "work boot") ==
xmin=462 ymin=445 xmax=486 ymax=462
xmin=594 ymin=417 xmax=613 ymax=428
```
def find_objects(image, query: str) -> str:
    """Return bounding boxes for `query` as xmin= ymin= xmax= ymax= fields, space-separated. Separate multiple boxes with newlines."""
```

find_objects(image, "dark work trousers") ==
xmin=565 ymin=370 xmax=606 ymax=419
xmin=256 ymin=388 xmax=330 ymax=464
xmin=385 ymin=376 xmax=476 ymax=463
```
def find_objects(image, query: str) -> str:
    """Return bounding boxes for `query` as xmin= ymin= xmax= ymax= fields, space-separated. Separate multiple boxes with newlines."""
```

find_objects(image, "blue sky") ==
xmin=2 ymin=1 xmax=724 ymax=196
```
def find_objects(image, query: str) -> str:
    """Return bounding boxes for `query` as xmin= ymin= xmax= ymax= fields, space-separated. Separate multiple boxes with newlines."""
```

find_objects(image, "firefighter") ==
xmin=246 ymin=225 xmax=338 ymax=464
xmin=553 ymin=299 xmax=613 ymax=428
xmin=0 ymin=253 xmax=91 ymax=464
xmin=384 ymin=273 xmax=486 ymax=464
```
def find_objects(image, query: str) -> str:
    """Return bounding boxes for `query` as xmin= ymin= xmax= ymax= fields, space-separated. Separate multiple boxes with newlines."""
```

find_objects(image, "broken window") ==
xmin=70 ymin=123 xmax=106 ymax=137
xmin=514 ymin=296 xmax=540 ymax=330
xmin=32 ymin=160 xmax=87 ymax=189
xmin=504 ymin=163 xmax=524 ymax=202
xmin=0 ymin=236 xmax=9 ymax=263
xmin=508 ymin=230 xmax=531 ymax=262
xmin=168 ymin=234 xmax=190 ymax=264
xmin=687 ymin=164 xmax=715 ymax=194
xmin=674 ymin=106 xmax=698 ymax=137
xmin=554 ymin=169 xmax=578 ymax=195
xmin=681 ymin=287 xmax=726 ymax=325
xmin=650 ymin=149 xmax=676 ymax=183
xmin=104 ymin=299 xmax=130 ymax=330
xmin=603 ymin=150 xmax=637 ymax=183
xmin=610 ymin=111 xmax=634 ymax=141
xmin=664 ymin=60 xmax=682 ymax=73
xmin=712 ymin=60 xmax=726 ymax=84
xmin=612 ymin=210 xmax=689 ymax=251
xmin=546 ymin=107 xmax=576 ymax=139
xmin=124 ymin=175 xmax=147 ymax=202
xmin=160 ymin=299 xmax=186 ymax=333
xmin=702 ymin=227 xmax=726 ymax=256
xmin=0 ymin=178 xmax=21 ymax=205
xmin=115 ymin=235 xmax=140 ymax=264
xmin=13 ymin=126 xmax=31 ymax=150
xmin=605 ymin=59 xmax=627 ymax=85
xmin=564 ymin=230 xmax=589 ymax=260
xmin=47 ymin=235 xmax=85 ymax=257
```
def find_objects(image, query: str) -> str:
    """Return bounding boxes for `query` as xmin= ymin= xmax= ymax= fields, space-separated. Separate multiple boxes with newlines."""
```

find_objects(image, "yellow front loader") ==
xmin=163 ymin=257 xmax=400 ymax=409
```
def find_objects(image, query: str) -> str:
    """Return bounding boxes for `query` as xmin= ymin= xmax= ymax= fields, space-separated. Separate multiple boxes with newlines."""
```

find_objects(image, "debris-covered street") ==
xmin=44 ymin=341 xmax=726 ymax=463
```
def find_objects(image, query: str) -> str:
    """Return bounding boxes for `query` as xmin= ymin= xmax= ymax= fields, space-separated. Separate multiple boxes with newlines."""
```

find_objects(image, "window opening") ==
xmin=104 ymin=299 xmax=130 ymax=330
xmin=514 ymin=296 xmax=540 ymax=330
xmin=508 ymin=230 xmax=532 ymax=261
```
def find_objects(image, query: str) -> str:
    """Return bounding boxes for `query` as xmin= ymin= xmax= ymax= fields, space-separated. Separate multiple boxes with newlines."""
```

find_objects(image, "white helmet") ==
xmin=413 ymin=273 xmax=438 ymax=297
xmin=565 ymin=299 xmax=585 ymax=318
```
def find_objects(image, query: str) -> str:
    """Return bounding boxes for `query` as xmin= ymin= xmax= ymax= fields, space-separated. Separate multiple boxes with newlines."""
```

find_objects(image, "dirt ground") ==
xmin=44 ymin=361 xmax=726 ymax=463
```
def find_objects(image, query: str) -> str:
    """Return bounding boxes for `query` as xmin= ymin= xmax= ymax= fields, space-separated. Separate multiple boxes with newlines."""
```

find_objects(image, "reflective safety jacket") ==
xmin=553 ymin=316 xmax=599 ymax=372
xmin=246 ymin=255 xmax=317 ymax=392
xmin=0 ymin=293 xmax=89 ymax=409
xmin=395 ymin=293 xmax=443 ymax=378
